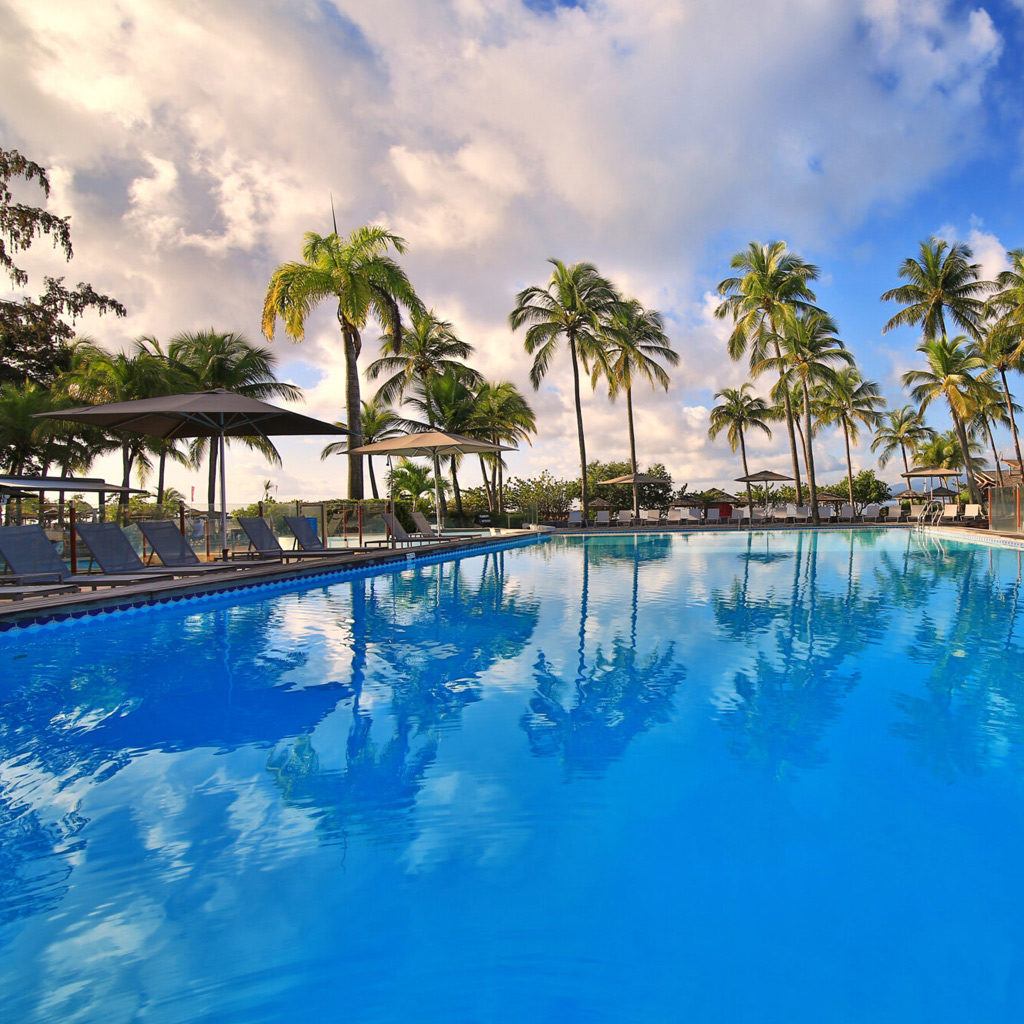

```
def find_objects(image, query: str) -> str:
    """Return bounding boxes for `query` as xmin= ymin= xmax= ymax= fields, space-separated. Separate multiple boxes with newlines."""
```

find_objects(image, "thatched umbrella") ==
xmin=735 ymin=469 xmax=791 ymax=511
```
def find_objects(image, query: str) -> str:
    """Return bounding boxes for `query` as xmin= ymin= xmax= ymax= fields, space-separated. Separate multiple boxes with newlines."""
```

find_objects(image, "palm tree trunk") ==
xmin=341 ymin=320 xmax=364 ymax=500
xmin=802 ymin=382 xmax=820 ymax=523
xmin=739 ymin=427 xmax=753 ymax=511
xmin=478 ymin=454 xmax=495 ymax=512
xmin=119 ymin=441 xmax=133 ymax=524
xmin=999 ymin=368 xmax=1024 ymax=472
xmin=842 ymin=422 xmax=855 ymax=506
xmin=157 ymin=450 xmax=167 ymax=507
xmin=901 ymin=443 xmax=910 ymax=477
xmin=983 ymin=419 xmax=1005 ymax=485
xmin=207 ymin=439 xmax=218 ymax=521
xmin=769 ymin=323 xmax=804 ymax=503
xmin=626 ymin=385 xmax=639 ymax=517
xmin=451 ymin=460 xmax=464 ymax=518
xmin=498 ymin=459 xmax=505 ymax=515
xmin=367 ymin=457 xmax=379 ymax=500
xmin=951 ymin=409 xmax=982 ymax=503
xmin=568 ymin=333 xmax=589 ymax=517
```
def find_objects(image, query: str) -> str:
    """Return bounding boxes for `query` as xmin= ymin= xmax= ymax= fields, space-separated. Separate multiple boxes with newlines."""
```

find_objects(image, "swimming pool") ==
xmin=1 ymin=529 xmax=1023 ymax=1022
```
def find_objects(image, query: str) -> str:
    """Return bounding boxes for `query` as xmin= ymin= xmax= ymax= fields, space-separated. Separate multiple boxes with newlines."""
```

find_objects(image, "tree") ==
xmin=969 ymin=322 xmax=1024 ymax=472
xmin=969 ymin=386 xmax=1020 ymax=486
xmin=707 ymin=383 xmax=773 ymax=510
xmin=503 ymin=470 xmax=575 ymax=521
xmin=582 ymin=460 xmax=673 ymax=512
xmin=755 ymin=311 xmax=853 ymax=523
xmin=166 ymin=329 xmax=301 ymax=518
xmin=715 ymin=241 xmax=822 ymax=503
xmin=881 ymin=237 xmax=988 ymax=342
xmin=389 ymin=458 xmax=442 ymax=510
xmin=321 ymin=397 xmax=402 ymax=500
xmin=871 ymin=405 xmax=934 ymax=477
xmin=916 ymin=429 xmax=983 ymax=471
xmin=814 ymin=367 xmax=885 ymax=507
xmin=0 ymin=148 xmax=125 ymax=387
xmin=901 ymin=335 xmax=995 ymax=502
xmin=592 ymin=297 xmax=679 ymax=516
xmin=509 ymin=259 xmax=619 ymax=517
xmin=987 ymin=248 xmax=1024 ymax=348
xmin=469 ymin=381 xmax=536 ymax=514
xmin=262 ymin=225 xmax=422 ymax=499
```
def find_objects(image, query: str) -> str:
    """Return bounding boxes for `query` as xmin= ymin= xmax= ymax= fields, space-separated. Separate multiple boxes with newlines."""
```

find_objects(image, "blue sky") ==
xmin=1 ymin=0 xmax=1023 ymax=501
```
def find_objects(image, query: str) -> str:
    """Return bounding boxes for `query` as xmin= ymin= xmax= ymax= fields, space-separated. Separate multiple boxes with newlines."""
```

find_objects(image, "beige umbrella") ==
xmin=735 ymin=469 xmax=792 ymax=510
xmin=596 ymin=472 xmax=666 ymax=518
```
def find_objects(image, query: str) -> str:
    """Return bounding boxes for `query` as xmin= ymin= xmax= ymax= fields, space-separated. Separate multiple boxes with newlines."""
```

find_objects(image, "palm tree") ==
xmin=366 ymin=308 xmax=482 ymax=410
xmin=969 ymin=387 xmax=1020 ymax=486
xmin=871 ymin=406 xmax=934 ymax=477
xmin=509 ymin=259 xmax=619 ymax=517
xmin=901 ymin=335 xmax=996 ymax=502
xmin=881 ymin=237 xmax=988 ymax=342
xmin=707 ymin=383 xmax=773 ymax=511
xmin=969 ymin=322 xmax=1024 ymax=472
xmin=262 ymin=225 xmax=422 ymax=499
xmin=470 ymin=381 xmax=536 ymax=514
xmin=814 ymin=367 xmax=885 ymax=506
xmin=592 ymin=298 xmax=679 ymax=517
xmin=321 ymin=397 xmax=402 ymax=500
xmin=715 ymin=241 xmax=822 ymax=503
xmin=755 ymin=311 xmax=853 ymax=523
xmin=167 ymin=329 xmax=301 ymax=520
xmin=389 ymin=458 xmax=442 ymax=509
xmin=917 ymin=429 xmax=983 ymax=471
xmin=987 ymin=248 xmax=1024 ymax=348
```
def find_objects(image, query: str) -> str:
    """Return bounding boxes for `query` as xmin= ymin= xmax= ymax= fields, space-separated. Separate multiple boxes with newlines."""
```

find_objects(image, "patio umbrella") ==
xmin=596 ymin=472 xmax=666 ymax=518
xmin=348 ymin=430 xmax=512 ymax=535
xmin=588 ymin=497 xmax=612 ymax=508
xmin=38 ymin=389 xmax=351 ymax=559
xmin=735 ymin=469 xmax=792 ymax=510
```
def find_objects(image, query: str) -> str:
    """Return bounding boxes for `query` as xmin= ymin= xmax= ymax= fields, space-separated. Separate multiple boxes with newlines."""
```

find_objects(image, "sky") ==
xmin=2 ymin=0 xmax=1024 ymax=504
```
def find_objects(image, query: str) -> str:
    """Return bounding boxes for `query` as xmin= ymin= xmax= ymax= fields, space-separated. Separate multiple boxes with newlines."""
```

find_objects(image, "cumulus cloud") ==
xmin=0 ymin=0 xmax=1009 ymax=496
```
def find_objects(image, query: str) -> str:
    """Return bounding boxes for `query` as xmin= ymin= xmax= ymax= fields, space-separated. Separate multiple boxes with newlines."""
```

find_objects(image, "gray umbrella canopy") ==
xmin=348 ymin=430 xmax=512 ymax=533
xmin=39 ymin=389 xmax=350 ymax=558
xmin=735 ymin=470 xmax=793 ymax=483
xmin=902 ymin=466 xmax=961 ymax=478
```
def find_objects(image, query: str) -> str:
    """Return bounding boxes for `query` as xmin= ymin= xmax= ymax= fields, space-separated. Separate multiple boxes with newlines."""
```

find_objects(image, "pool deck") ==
xmin=0 ymin=531 xmax=532 ymax=629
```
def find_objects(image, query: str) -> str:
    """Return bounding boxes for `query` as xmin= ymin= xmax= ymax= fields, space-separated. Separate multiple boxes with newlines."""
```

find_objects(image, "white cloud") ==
xmin=0 ymin=0 xmax=1009 ymax=497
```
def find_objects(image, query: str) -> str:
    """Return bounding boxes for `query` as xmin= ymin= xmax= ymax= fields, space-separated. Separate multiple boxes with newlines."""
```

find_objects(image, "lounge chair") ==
xmin=908 ymin=503 xmax=927 ymax=522
xmin=237 ymin=516 xmax=362 ymax=560
xmin=138 ymin=520 xmax=276 ymax=572
xmin=0 ymin=524 xmax=168 ymax=590
xmin=616 ymin=510 xmax=635 ymax=526
xmin=643 ymin=509 xmax=662 ymax=526
xmin=838 ymin=504 xmax=856 ymax=522
xmin=282 ymin=514 xmax=372 ymax=553
xmin=939 ymin=504 xmax=961 ymax=524
xmin=861 ymin=503 xmax=881 ymax=523
xmin=962 ymin=503 xmax=984 ymax=523
xmin=706 ymin=508 xmax=721 ymax=525
xmin=0 ymin=579 xmax=77 ymax=600
xmin=595 ymin=509 xmax=612 ymax=526
xmin=77 ymin=522 xmax=245 ymax=579
xmin=410 ymin=511 xmax=466 ymax=542
xmin=664 ymin=508 xmax=684 ymax=525
xmin=568 ymin=510 xmax=584 ymax=528
xmin=685 ymin=508 xmax=703 ymax=525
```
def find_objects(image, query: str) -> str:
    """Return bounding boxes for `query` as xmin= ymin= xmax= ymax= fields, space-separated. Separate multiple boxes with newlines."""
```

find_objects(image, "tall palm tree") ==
xmin=167 ymin=329 xmax=301 ymax=519
xmin=262 ymin=225 xmax=422 ymax=499
xmin=707 ymin=383 xmax=773 ymax=511
xmin=881 ymin=237 xmax=988 ymax=342
xmin=321 ymin=397 xmax=402 ymax=500
xmin=509 ymin=259 xmax=619 ymax=516
xmin=755 ymin=311 xmax=853 ymax=523
xmin=871 ymin=405 xmax=934 ymax=477
xmin=901 ymin=335 xmax=996 ymax=502
xmin=814 ymin=367 xmax=885 ymax=506
xmin=987 ymin=248 xmax=1024 ymax=348
xmin=969 ymin=322 xmax=1024 ymax=472
xmin=917 ymin=429 xmax=983 ymax=471
xmin=366 ymin=308 xmax=481 ymax=410
xmin=592 ymin=297 xmax=679 ymax=517
xmin=969 ymin=387 xmax=1020 ymax=486
xmin=715 ymin=241 xmax=822 ymax=503
xmin=470 ymin=381 xmax=536 ymax=514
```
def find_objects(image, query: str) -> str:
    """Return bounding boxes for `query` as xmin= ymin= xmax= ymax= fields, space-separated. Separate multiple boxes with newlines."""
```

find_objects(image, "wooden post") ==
xmin=358 ymin=503 xmax=363 ymax=547
xmin=69 ymin=501 xmax=78 ymax=574
xmin=205 ymin=517 xmax=211 ymax=561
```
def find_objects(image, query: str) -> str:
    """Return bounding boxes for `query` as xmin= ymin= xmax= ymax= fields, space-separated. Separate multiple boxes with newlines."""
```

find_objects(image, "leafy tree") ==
xmin=470 ymin=380 xmax=536 ymax=514
xmin=901 ymin=335 xmax=996 ymax=502
xmin=814 ymin=367 xmax=885 ymax=506
xmin=509 ymin=259 xmax=619 ymax=516
xmin=321 ymin=397 xmax=402 ymax=500
xmin=708 ymin=383 xmax=773 ymax=510
xmin=583 ymin=459 xmax=673 ymax=511
xmin=388 ymin=458 xmax=442 ymax=511
xmin=715 ymin=240 xmax=822 ymax=503
xmin=881 ymin=237 xmax=988 ymax=342
xmin=819 ymin=470 xmax=891 ymax=513
xmin=591 ymin=297 xmax=678 ymax=515
xmin=755 ymin=310 xmax=852 ymax=522
xmin=871 ymin=405 xmax=934 ymax=477
xmin=0 ymin=148 xmax=125 ymax=387
xmin=262 ymin=225 xmax=422 ymax=499
xmin=504 ymin=470 xmax=575 ymax=521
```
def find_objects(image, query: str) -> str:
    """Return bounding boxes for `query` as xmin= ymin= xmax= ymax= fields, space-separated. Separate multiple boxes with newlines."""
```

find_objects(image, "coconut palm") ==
xmin=881 ymin=237 xmax=988 ymax=342
xmin=262 ymin=225 xmax=422 ymax=498
xmin=707 ymin=383 xmax=774 ymax=511
xmin=321 ymin=397 xmax=402 ymax=500
xmin=509 ymin=259 xmax=619 ymax=516
xmin=814 ymin=368 xmax=885 ymax=506
xmin=969 ymin=322 xmax=1024 ymax=471
xmin=969 ymin=387 xmax=1020 ymax=486
xmin=470 ymin=381 xmax=536 ymax=514
xmin=166 ymin=330 xmax=301 ymax=520
xmin=389 ymin=458 xmax=443 ymax=510
xmin=592 ymin=298 xmax=679 ymax=517
xmin=755 ymin=311 xmax=853 ymax=523
xmin=871 ymin=406 xmax=934 ymax=477
xmin=985 ymin=248 xmax=1024 ymax=346
xmin=715 ymin=241 xmax=822 ymax=503
xmin=901 ymin=335 xmax=996 ymax=502
xmin=366 ymin=308 xmax=482 ymax=411
xmin=917 ymin=430 xmax=983 ymax=471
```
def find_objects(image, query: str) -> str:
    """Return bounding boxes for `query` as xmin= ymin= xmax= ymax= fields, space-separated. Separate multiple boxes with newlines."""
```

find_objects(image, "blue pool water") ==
xmin=2 ymin=529 xmax=1024 ymax=1022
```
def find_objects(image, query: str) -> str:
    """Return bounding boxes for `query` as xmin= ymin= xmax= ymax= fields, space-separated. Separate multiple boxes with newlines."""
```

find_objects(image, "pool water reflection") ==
xmin=2 ymin=531 xmax=1024 ymax=1022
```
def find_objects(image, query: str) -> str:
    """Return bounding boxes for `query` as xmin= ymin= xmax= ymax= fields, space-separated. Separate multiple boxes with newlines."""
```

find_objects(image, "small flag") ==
xmin=191 ymin=486 xmax=195 ymax=502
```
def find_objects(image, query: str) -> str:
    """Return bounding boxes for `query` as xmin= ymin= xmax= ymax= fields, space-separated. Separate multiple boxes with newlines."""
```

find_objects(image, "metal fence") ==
xmin=989 ymin=486 xmax=1020 ymax=533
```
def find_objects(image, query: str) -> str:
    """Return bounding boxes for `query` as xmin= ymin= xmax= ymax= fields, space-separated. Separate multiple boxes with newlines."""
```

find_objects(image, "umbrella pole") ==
xmin=433 ymin=452 xmax=444 ymax=533
xmin=388 ymin=454 xmax=395 ymax=550
xmin=219 ymin=432 xmax=229 ymax=560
